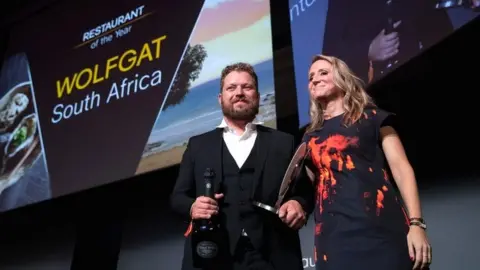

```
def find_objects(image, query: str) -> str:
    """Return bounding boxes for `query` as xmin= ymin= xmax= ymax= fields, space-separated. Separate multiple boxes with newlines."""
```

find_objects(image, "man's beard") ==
xmin=221 ymin=99 xmax=259 ymax=121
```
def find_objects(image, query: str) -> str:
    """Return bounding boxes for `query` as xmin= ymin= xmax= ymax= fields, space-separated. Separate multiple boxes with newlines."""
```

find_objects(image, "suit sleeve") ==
xmin=170 ymin=138 xmax=196 ymax=220
xmin=322 ymin=0 xmax=377 ymax=83
xmin=416 ymin=0 xmax=454 ymax=49
xmin=288 ymin=136 xmax=315 ymax=216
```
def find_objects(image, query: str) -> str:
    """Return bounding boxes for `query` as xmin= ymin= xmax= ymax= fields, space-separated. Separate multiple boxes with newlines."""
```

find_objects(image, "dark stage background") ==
xmin=0 ymin=1 xmax=479 ymax=270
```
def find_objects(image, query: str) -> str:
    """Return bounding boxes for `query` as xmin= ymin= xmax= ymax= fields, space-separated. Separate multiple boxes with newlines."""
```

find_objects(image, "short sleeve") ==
xmin=371 ymin=108 xmax=396 ymax=130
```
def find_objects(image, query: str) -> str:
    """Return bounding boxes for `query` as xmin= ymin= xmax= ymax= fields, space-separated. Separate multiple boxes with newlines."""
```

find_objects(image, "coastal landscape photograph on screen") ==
xmin=135 ymin=0 xmax=276 ymax=174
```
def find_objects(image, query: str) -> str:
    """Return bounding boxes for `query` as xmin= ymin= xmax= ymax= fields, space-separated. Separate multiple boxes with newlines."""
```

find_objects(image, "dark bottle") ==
xmin=191 ymin=168 xmax=223 ymax=269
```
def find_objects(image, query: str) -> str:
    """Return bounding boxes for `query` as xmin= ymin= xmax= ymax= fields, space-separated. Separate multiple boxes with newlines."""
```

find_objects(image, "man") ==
xmin=170 ymin=62 xmax=314 ymax=270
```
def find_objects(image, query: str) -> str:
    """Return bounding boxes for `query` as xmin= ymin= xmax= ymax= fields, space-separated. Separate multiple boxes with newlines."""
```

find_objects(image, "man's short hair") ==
xmin=220 ymin=62 xmax=259 ymax=92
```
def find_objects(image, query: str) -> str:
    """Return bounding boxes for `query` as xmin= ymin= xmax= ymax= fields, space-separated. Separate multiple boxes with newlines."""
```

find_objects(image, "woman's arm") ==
xmin=378 ymin=117 xmax=431 ymax=269
xmin=380 ymin=125 xmax=421 ymax=218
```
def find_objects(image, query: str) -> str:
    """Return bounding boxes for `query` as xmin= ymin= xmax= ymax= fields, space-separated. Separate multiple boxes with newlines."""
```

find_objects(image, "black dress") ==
xmin=304 ymin=108 xmax=412 ymax=270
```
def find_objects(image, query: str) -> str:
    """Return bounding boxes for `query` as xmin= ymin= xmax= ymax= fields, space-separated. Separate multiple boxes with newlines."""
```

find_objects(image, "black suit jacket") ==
xmin=170 ymin=126 xmax=314 ymax=270
xmin=322 ymin=0 xmax=453 ymax=83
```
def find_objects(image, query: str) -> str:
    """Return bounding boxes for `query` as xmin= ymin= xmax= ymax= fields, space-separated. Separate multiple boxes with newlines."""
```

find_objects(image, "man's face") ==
xmin=219 ymin=71 xmax=259 ymax=121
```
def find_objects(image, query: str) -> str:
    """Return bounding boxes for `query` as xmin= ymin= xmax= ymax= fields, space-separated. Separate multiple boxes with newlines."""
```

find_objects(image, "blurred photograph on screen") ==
xmin=135 ymin=0 xmax=276 ymax=174
xmin=290 ymin=0 xmax=479 ymax=127
xmin=0 ymin=53 xmax=51 ymax=211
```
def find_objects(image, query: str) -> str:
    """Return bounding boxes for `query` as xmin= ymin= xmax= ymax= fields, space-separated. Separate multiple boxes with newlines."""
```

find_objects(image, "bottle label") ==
xmin=196 ymin=241 xmax=218 ymax=259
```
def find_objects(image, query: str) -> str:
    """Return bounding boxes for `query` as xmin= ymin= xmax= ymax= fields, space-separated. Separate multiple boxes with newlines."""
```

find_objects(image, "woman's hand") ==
xmin=407 ymin=225 xmax=432 ymax=269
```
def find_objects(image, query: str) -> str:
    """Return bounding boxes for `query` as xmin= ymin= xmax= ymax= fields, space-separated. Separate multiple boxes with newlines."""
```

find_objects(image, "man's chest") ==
xmin=223 ymin=132 xmax=257 ymax=168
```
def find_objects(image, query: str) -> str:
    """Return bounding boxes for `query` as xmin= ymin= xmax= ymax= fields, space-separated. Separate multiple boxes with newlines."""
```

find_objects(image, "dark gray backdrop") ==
xmin=0 ymin=221 xmax=75 ymax=269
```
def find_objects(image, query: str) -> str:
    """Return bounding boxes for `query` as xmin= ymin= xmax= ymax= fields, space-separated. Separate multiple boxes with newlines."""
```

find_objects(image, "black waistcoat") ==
xmin=220 ymin=137 xmax=264 ymax=253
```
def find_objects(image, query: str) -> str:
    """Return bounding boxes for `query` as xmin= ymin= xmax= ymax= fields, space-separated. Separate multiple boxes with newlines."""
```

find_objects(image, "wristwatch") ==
xmin=409 ymin=217 xmax=427 ymax=230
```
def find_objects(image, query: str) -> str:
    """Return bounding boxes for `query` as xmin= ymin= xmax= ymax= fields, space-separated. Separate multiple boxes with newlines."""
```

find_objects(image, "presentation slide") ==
xmin=0 ymin=0 xmax=276 ymax=211
xmin=289 ymin=0 xmax=479 ymax=127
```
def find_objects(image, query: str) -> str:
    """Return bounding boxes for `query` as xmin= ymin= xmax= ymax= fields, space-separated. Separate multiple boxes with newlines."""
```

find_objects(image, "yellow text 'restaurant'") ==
xmin=56 ymin=35 xmax=167 ymax=99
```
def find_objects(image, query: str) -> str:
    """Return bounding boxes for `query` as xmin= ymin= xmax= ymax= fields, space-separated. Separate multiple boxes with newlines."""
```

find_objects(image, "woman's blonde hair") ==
xmin=306 ymin=54 xmax=375 ymax=133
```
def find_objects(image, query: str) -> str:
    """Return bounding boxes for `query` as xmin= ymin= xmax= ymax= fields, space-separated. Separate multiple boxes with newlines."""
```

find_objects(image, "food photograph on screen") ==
xmin=0 ymin=53 xmax=51 ymax=212
xmin=135 ymin=0 xmax=276 ymax=174
xmin=289 ymin=0 xmax=479 ymax=127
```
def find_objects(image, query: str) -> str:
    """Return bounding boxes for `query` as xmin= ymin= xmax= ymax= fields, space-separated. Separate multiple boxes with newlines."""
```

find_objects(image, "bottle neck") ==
xmin=194 ymin=177 xmax=216 ymax=227
xmin=204 ymin=179 xmax=213 ymax=198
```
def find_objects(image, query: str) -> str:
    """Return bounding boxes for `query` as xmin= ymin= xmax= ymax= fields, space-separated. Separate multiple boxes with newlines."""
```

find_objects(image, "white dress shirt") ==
xmin=217 ymin=118 xmax=263 ymax=168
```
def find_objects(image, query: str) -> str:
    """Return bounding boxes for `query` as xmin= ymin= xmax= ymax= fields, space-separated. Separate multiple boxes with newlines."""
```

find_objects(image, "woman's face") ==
xmin=308 ymin=59 xmax=339 ymax=100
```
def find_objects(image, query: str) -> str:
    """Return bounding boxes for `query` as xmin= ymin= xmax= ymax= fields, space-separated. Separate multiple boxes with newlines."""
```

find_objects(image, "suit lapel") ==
xmin=250 ymin=126 xmax=270 ymax=199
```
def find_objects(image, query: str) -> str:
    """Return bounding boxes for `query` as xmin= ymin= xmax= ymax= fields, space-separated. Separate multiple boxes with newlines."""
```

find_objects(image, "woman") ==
xmin=303 ymin=55 xmax=431 ymax=270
